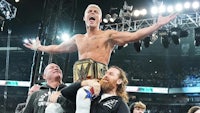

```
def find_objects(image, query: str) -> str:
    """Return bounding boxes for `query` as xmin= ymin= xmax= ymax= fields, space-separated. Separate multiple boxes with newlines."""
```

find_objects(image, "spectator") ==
xmin=23 ymin=63 xmax=73 ymax=113
xmin=188 ymin=106 xmax=200 ymax=113
xmin=15 ymin=84 xmax=40 ymax=113
xmin=130 ymin=101 xmax=146 ymax=113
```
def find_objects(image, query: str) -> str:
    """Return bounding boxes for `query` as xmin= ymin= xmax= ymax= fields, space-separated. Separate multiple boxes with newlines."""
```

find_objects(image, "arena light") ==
xmin=140 ymin=9 xmax=147 ymax=16
xmin=184 ymin=2 xmax=191 ymax=9
xmin=158 ymin=30 xmax=170 ymax=48
xmin=133 ymin=10 xmax=140 ymax=17
xmin=150 ymin=33 xmax=158 ymax=44
xmin=171 ymin=27 xmax=181 ymax=45
xmin=159 ymin=5 xmax=166 ymax=14
xmin=134 ymin=41 xmax=142 ymax=52
xmin=143 ymin=36 xmax=151 ymax=48
xmin=117 ymin=43 xmax=128 ymax=50
xmin=170 ymin=27 xmax=189 ymax=45
xmin=55 ymin=32 xmax=70 ymax=42
xmin=180 ymin=30 xmax=189 ymax=38
xmin=15 ymin=0 xmax=20 ymax=3
xmin=103 ymin=14 xmax=111 ymax=23
xmin=60 ymin=33 xmax=70 ymax=41
xmin=109 ymin=13 xmax=118 ymax=23
xmin=167 ymin=5 xmax=174 ymax=13
xmin=194 ymin=27 xmax=200 ymax=46
xmin=175 ymin=3 xmax=183 ymax=12
xmin=123 ymin=1 xmax=133 ymax=12
xmin=192 ymin=1 xmax=200 ymax=10
xmin=151 ymin=6 xmax=158 ymax=15
xmin=161 ymin=37 xmax=170 ymax=48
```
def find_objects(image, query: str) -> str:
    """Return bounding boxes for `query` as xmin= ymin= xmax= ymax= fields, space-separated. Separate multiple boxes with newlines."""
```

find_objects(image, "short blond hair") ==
xmin=188 ymin=106 xmax=200 ymax=113
xmin=85 ymin=4 xmax=102 ymax=17
xmin=134 ymin=101 xmax=146 ymax=109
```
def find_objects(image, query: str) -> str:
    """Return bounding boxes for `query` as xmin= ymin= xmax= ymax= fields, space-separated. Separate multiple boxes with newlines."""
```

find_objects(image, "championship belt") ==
xmin=73 ymin=59 xmax=108 ymax=82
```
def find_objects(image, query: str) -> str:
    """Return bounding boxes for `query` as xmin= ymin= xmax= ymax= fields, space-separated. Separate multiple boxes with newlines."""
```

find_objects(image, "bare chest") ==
xmin=77 ymin=36 xmax=108 ymax=50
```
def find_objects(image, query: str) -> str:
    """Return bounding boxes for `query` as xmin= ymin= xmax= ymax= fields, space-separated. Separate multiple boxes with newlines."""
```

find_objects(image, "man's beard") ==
xmin=54 ymin=76 xmax=62 ymax=83
xmin=99 ymin=80 xmax=115 ymax=93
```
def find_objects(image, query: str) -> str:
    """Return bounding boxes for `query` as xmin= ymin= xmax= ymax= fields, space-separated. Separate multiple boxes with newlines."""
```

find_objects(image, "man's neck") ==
xmin=100 ymin=91 xmax=117 ymax=101
xmin=86 ymin=26 xmax=100 ymax=34
xmin=47 ymin=81 xmax=61 ymax=89
xmin=104 ymin=89 xmax=117 ymax=96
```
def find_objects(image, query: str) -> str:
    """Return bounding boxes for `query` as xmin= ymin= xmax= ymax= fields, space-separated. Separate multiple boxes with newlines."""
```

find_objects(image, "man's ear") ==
xmin=83 ymin=16 xmax=85 ymax=21
xmin=117 ymin=79 xmax=122 ymax=85
xmin=43 ymin=74 xmax=46 ymax=80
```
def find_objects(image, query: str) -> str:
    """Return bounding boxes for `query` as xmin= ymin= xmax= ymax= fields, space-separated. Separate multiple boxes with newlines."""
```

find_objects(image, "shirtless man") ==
xmin=24 ymin=4 xmax=177 ymax=81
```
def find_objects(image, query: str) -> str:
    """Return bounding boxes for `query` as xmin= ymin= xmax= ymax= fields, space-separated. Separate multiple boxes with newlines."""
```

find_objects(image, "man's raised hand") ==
xmin=23 ymin=37 xmax=41 ymax=51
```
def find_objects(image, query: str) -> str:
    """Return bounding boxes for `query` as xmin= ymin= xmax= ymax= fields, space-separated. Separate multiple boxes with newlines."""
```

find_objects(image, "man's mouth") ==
xmin=89 ymin=17 xmax=96 ymax=23
xmin=89 ymin=17 xmax=95 ymax=21
xmin=102 ymin=78 xmax=109 ymax=82
xmin=53 ymin=70 xmax=60 ymax=74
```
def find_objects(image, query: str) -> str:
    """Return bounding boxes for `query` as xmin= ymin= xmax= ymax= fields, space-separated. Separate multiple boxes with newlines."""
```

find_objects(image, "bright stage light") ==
xmin=140 ymin=9 xmax=147 ymax=16
xmin=171 ymin=27 xmax=181 ymax=45
xmin=184 ymin=2 xmax=191 ymax=9
xmin=103 ymin=14 xmax=111 ymax=23
xmin=61 ymin=33 xmax=70 ymax=41
xmin=158 ymin=30 xmax=170 ymax=48
xmin=192 ymin=1 xmax=200 ymax=9
xmin=167 ymin=5 xmax=174 ymax=13
xmin=175 ymin=3 xmax=183 ymax=12
xmin=159 ymin=5 xmax=166 ymax=14
xmin=109 ymin=13 xmax=118 ymax=23
xmin=15 ymin=0 xmax=20 ymax=2
xmin=134 ymin=10 xmax=140 ymax=17
xmin=151 ymin=6 xmax=158 ymax=15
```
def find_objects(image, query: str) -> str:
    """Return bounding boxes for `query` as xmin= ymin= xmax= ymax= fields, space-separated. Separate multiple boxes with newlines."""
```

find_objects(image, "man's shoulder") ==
xmin=103 ymin=29 xmax=117 ymax=34
xmin=74 ymin=34 xmax=85 ymax=38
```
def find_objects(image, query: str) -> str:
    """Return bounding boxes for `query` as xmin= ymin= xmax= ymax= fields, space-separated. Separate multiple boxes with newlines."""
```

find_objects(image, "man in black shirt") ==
xmin=23 ymin=63 xmax=73 ymax=113
xmin=59 ymin=66 xmax=130 ymax=113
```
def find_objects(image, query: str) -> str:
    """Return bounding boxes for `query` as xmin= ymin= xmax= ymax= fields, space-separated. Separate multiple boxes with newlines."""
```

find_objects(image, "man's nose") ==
xmin=103 ymin=74 xmax=108 ymax=77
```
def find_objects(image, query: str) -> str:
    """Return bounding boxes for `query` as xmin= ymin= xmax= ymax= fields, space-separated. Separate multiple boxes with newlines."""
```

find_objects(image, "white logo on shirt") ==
xmin=103 ymin=99 xmax=118 ymax=109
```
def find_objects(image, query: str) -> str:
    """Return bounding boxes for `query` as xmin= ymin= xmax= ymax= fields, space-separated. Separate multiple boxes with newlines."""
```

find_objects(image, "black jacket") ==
xmin=91 ymin=95 xmax=130 ymax=113
xmin=23 ymin=84 xmax=73 ymax=113
xmin=15 ymin=102 xmax=26 ymax=113
xmin=61 ymin=82 xmax=130 ymax=113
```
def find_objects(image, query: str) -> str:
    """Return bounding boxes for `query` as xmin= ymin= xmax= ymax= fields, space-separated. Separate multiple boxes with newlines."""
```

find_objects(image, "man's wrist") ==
xmin=36 ymin=45 xmax=42 ymax=51
xmin=81 ymin=80 xmax=87 ymax=86
xmin=32 ymin=45 xmax=41 ymax=51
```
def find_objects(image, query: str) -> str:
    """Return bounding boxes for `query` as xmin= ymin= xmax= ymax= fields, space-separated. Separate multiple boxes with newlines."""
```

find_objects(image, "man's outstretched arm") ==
xmin=110 ymin=13 xmax=177 ymax=45
xmin=23 ymin=35 xmax=78 ymax=54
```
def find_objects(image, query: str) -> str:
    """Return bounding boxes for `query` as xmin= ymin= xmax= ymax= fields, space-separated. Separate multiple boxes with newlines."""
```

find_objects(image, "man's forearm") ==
xmin=135 ymin=23 xmax=161 ymax=40
xmin=37 ymin=45 xmax=60 ymax=54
